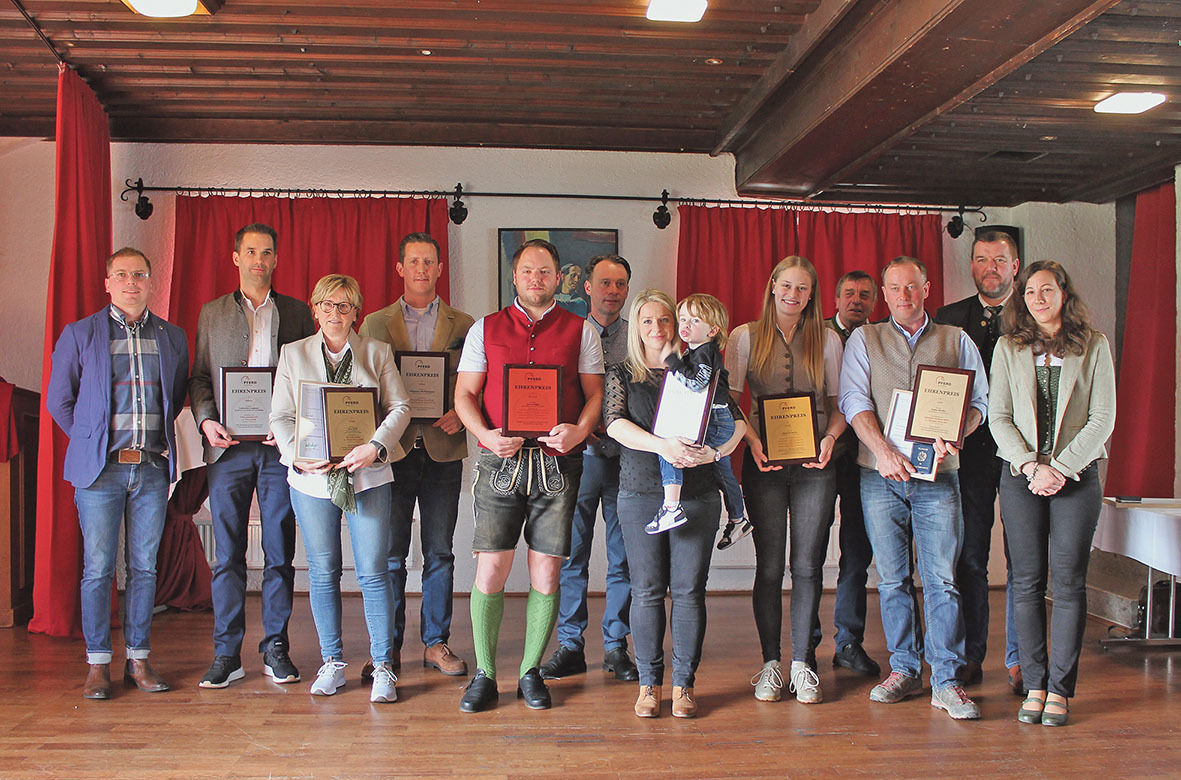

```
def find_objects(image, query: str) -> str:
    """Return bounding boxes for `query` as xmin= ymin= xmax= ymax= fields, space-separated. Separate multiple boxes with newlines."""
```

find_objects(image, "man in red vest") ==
xmin=454 ymin=238 xmax=605 ymax=713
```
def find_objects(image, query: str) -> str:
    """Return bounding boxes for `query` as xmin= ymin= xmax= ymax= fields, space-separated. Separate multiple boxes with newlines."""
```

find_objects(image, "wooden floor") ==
xmin=1 ymin=591 xmax=1177 ymax=779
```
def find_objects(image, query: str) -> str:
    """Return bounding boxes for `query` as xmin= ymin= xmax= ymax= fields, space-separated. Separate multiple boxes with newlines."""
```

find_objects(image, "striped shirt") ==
xmin=108 ymin=305 xmax=166 ymax=456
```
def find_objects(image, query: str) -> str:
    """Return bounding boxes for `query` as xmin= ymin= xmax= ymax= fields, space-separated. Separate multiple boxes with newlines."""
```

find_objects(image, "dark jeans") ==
xmin=831 ymin=449 xmax=874 ymax=649
xmin=743 ymin=450 xmax=838 ymax=663
xmin=618 ymin=489 xmax=719 ymax=688
xmin=957 ymin=443 xmax=1019 ymax=667
xmin=387 ymin=449 xmax=462 ymax=650
xmin=999 ymin=464 xmax=1102 ymax=698
xmin=206 ymin=442 xmax=296 ymax=657
xmin=556 ymin=452 xmax=631 ymax=653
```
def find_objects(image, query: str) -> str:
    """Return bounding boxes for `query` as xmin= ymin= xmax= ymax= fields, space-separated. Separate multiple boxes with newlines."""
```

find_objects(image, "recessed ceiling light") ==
xmin=705 ymin=58 xmax=723 ymax=65
xmin=647 ymin=0 xmax=708 ymax=23
xmin=120 ymin=0 xmax=220 ymax=16
xmin=421 ymin=49 xmax=432 ymax=56
xmin=1094 ymin=92 xmax=1166 ymax=114
xmin=1040 ymin=135 xmax=1057 ymax=141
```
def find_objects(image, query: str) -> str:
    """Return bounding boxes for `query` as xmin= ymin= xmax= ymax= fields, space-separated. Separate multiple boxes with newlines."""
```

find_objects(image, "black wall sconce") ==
xmin=653 ymin=189 xmax=671 ymax=229
xmin=946 ymin=206 xmax=965 ymax=238
xmin=131 ymin=178 xmax=153 ymax=220
xmin=448 ymin=183 xmax=468 ymax=225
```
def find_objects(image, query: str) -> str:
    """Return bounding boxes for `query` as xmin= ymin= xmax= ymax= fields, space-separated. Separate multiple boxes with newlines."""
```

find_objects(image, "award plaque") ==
xmin=883 ymin=389 xmax=936 ymax=481
xmin=220 ymin=366 xmax=275 ymax=441
xmin=322 ymin=386 xmax=380 ymax=463
xmin=503 ymin=364 xmax=563 ymax=437
xmin=905 ymin=364 xmax=974 ymax=448
xmin=651 ymin=371 xmax=720 ymax=446
xmin=294 ymin=380 xmax=334 ymax=463
xmin=758 ymin=392 xmax=819 ymax=466
xmin=396 ymin=350 xmax=450 ymax=422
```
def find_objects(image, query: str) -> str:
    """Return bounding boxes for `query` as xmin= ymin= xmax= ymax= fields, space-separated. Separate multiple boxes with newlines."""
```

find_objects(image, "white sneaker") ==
xmin=310 ymin=660 xmax=348 ymax=696
xmin=369 ymin=663 xmax=398 ymax=703
xmin=751 ymin=660 xmax=783 ymax=702
xmin=645 ymin=504 xmax=689 ymax=535
xmin=789 ymin=661 xmax=822 ymax=704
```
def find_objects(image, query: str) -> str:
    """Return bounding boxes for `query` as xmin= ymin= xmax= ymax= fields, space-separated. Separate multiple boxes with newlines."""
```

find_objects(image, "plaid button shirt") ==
xmin=107 ymin=305 xmax=166 ymax=456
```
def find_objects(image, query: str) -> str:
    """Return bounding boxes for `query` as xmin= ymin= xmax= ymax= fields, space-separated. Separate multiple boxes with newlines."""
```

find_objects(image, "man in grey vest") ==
xmin=837 ymin=256 xmax=988 ymax=720
xmin=541 ymin=254 xmax=637 ymax=682
xmin=190 ymin=223 xmax=315 ymax=688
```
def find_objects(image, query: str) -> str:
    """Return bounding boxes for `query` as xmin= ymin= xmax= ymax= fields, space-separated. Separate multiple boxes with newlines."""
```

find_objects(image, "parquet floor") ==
xmin=1 ymin=591 xmax=1176 ymax=778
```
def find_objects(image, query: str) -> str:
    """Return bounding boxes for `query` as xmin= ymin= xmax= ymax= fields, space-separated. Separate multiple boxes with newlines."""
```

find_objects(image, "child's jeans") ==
xmin=658 ymin=405 xmax=745 ymax=519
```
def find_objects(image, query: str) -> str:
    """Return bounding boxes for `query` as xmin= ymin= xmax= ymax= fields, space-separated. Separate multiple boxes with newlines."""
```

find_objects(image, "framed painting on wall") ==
xmin=498 ymin=228 xmax=620 ymax=314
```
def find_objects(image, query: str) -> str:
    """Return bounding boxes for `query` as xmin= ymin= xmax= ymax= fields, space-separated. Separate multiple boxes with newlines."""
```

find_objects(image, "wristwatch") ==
xmin=713 ymin=447 xmax=723 ymax=462
xmin=370 ymin=440 xmax=387 ymax=461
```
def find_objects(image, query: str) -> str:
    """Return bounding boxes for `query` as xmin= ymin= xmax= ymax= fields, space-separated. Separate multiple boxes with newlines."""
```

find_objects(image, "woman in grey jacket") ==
xmin=988 ymin=260 xmax=1115 ymax=727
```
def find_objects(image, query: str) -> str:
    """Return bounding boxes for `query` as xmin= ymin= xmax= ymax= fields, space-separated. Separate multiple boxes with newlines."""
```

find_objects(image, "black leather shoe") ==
xmin=539 ymin=645 xmax=586 ymax=679
xmin=959 ymin=659 xmax=983 ymax=686
xmin=517 ymin=668 xmax=552 ymax=710
xmin=602 ymin=647 xmax=639 ymax=682
xmin=459 ymin=670 xmax=498 ymax=713
xmin=832 ymin=642 xmax=881 ymax=677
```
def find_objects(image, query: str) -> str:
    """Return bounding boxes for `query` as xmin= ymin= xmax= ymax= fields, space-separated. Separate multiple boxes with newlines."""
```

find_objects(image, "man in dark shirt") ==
xmin=934 ymin=229 xmax=1023 ymax=694
xmin=824 ymin=270 xmax=881 ymax=677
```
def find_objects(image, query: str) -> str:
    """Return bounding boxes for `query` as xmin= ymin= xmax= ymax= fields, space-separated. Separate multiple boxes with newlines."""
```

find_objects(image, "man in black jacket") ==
xmin=934 ymin=228 xmax=1023 ymax=695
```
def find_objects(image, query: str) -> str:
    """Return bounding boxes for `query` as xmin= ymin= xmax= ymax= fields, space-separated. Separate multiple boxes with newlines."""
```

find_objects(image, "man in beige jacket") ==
xmin=359 ymin=232 xmax=474 ymax=679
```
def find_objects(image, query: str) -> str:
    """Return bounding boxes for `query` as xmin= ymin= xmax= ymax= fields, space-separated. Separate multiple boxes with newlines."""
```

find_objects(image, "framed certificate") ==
xmin=503 ymin=364 xmax=563 ymax=437
xmin=905 ymin=364 xmax=974 ymax=448
xmin=322 ymin=387 xmax=380 ymax=463
xmin=220 ymin=366 xmax=275 ymax=441
xmin=651 ymin=371 xmax=720 ymax=446
xmin=294 ymin=380 xmax=334 ymax=463
xmin=758 ymin=392 xmax=819 ymax=466
xmin=884 ymin=389 xmax=936 ymax=481
xmin=396 ymin=350 xmax=450 ymax=422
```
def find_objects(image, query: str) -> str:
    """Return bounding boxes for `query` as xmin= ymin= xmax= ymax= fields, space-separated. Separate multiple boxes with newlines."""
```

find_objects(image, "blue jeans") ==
xmin=291 ymin=484 xmax=395 ymax=664
xmin=206 ymin=442 xmax=296 ymax=657
xmin=617 ymin=489 xmax=718 ymax=688
xmin=743 ymin=451 xmax=837 ymax=663
xmin=831 ymin=447 xmax=874 ymax=648
xmin=74 ymin=459 xmax=168 ymax=664
xmin=556 ymin=451 xmax=631 ymax=652
xmin=956 ymin=442 xmax=1020 ymax=668
xmin=658 ymin=406 xmax=744 ymax=519
xmin=387 ymin=449 xmax=462 ymax=650
xmin=860 ymin=469 xmax=967 ymax=690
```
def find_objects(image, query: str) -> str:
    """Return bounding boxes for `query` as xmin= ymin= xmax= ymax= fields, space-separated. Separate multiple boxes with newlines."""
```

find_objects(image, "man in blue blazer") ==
xmin=46 ymin=247 xmax=189 ymax=701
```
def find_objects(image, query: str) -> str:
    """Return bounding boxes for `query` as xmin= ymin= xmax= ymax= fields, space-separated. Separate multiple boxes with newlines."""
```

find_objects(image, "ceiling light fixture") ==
xmin=647 ymin=0 xmax=708 ymax=23
xmin=704 ymin=58 xmax=723 ymax=65
xmin=421 ymin=49 xmax=432 ymax=56
xmin=120 ymin=0 xmax=221 ymax=18
xmin=1093 ymin=92 xmax=1166 ymax=114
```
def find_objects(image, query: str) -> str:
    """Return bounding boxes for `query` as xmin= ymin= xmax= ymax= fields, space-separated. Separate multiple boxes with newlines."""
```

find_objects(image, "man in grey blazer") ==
xmin=358 ymin=232 xmax=474 ymax=678
xmin=189 ymin=223 xmax=315 ymax=689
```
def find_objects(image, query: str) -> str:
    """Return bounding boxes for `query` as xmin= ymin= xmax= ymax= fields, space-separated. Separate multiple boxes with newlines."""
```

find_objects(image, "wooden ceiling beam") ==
xmin=728 ymin=0 xmax=1122 ymax=201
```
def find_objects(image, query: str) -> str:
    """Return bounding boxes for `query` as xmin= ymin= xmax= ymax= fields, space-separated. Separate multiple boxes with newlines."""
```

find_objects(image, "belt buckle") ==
xmin=117 ymin=449 xmax=143 ymax=465
xmin=412 ymin=437 xmax=425 ymax=449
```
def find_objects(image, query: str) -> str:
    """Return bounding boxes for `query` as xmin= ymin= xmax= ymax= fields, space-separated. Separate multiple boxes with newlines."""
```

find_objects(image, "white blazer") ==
xmin=271 ymin=329 xmax=411 ymax=498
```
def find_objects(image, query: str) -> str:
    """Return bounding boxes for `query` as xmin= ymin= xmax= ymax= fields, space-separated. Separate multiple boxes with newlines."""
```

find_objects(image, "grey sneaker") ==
xmin=751 ymin=660 xmax=783 ymax=702
xmin=869 ymin=671 xmax=923 ymax=703
xmin=931 ymin=684 xmax=980 ymax=719
xmin=369 ymin=663 xmax=398 ymax=703
xmin=789 ymin=661 xmax=822 ymax=704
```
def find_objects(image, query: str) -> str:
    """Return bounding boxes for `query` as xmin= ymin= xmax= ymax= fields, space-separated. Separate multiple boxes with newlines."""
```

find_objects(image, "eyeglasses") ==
xmin=109 ymin=271 xmax=150 ymax=282
xmin=316 ymin=301 xmax=356 ymax=315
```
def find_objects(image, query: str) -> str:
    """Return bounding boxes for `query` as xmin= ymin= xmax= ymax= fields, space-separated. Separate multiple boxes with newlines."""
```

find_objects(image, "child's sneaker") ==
xmin=717 ymin=518 xmax=753 ymax=550
xmin=645 ymin=504 xmax=689 ymax=535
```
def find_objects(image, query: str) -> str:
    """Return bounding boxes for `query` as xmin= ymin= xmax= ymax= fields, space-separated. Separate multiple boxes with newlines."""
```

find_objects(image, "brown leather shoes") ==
xmin=123 ymin=659 xmax=170 ymax=692
xmin=634 ymin=685 xmax=660 ymax=718
xmin=1009 ymin=664 xmax=1026 ymax=696
xmin=671 ymin=685 xmax=697 ymax=718
xmin=424 ymin=643 xmax=468 ymax=676
xmin=83 ymin=664 xmax=111 ymax=700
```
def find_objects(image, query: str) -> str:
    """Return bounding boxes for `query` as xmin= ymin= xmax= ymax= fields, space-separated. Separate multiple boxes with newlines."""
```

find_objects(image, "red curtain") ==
xmin=676 ymin=205 xmax=944 ymax=329
xmin=170 ymin=195 xmax=451 ymax=355
xmin=29 ymin=66 xmax=112 ymax=637
xmin=1106 ymin=180 xmax=1176 ymax=498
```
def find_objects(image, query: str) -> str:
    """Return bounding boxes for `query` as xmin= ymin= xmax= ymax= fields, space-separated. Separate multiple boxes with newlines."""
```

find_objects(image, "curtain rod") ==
xmin=119 ymin=179 xmax=988 ymax=229
xmin=12 ymin=0 xmax=67 ymax=65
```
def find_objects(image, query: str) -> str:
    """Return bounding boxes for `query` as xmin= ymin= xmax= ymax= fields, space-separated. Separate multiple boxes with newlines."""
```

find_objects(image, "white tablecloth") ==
xmin=1094 ymin=498 xmax=1181 ymax=577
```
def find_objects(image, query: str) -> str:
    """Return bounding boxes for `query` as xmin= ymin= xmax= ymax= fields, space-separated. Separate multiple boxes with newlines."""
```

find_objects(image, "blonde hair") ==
xmin=749 ymin=256 xmax=826 ymax=389
xmin=310 ymin=274 xmax=363 ymax=311
xmin=678 ymin=293 xmax=729 ymax=350
xmin=624 ymin=289 xmax=680 ymax=383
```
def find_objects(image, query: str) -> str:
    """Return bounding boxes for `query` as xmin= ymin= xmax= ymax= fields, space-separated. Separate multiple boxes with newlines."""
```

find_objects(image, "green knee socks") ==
xmin=520 ymin=587 xmax=559 ymax=678
xmin=470 ymin=586 xmax=505 ymax=679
